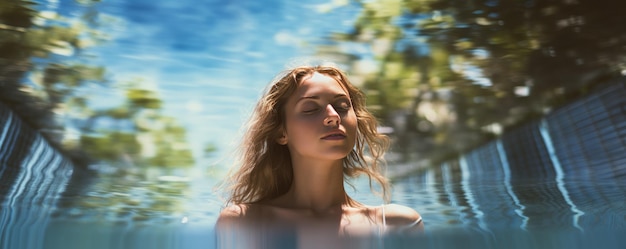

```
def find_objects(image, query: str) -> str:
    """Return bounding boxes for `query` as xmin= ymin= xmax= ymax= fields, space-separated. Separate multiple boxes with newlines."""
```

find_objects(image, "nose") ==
xmin=324 ymin=104 xmax=340 ymax=126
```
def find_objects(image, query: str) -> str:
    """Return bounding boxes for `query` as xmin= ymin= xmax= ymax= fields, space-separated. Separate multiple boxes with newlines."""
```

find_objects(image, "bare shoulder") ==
xmin=215 ymin=204 xmax=264 ymax=245
xmin=218 ymin=204 xmax=248 ymax=219
xmin=216 ymin=204 xmax=261 ymax=228
xmin=382 ymin=204 xmax=424 ymax=231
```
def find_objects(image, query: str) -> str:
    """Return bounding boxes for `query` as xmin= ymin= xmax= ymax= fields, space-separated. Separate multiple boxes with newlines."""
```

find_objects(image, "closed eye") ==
xmin=300 ymin=100 xmax=320 ymax=114
xmin=303 ymin=108 xmax=319 ymax=114
xmin=334 ymin=100 xmax=352 ymax=112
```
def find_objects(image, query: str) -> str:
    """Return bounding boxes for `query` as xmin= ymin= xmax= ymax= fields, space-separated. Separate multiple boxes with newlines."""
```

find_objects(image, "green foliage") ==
xmin=80 ymin=132 xmax=141 ymax=161
xmin=79 ymin=79 xmax=195 ymax=168
xmin=0 ymin=0 xmax=198 ymax=169
xmin=0 ymin=0 xmax=204 ymax=221
xmin=126 ymin=88 xmax=163 ymax=110
xmin=203 ymin=142 xmax=218 ymax=157
xmin=328 ymin=0 xmax=626 ymax=163
xmin=60 ymin=169 xmax=194 ymax=223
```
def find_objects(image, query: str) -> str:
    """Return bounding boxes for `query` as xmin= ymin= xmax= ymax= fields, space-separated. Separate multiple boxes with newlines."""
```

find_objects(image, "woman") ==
xmin=216 ymin=64 xmax=423 ymax=246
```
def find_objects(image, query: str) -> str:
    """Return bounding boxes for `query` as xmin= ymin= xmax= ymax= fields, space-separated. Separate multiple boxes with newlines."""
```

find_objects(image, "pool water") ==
xmin=392 ymin=82 xmax=626 ymax=236
xmin=2 ymin=82 xmax=626 ymax=248
xmin=1 ymin=154 xmax=625 ymax=249
xmin=2 ymin=162 xmax=625 ymax=249
xmin=2 ymin=0 xmax=625 ymax=247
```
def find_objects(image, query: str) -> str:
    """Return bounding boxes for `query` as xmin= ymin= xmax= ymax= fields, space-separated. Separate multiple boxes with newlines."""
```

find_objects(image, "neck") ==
xmin=284 ymin=157 xmax=354 ymax=213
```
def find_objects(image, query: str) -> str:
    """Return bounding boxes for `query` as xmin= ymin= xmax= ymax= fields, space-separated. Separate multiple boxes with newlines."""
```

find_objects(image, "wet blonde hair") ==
xmin=223 ymin=65 xmax=390 ymax=205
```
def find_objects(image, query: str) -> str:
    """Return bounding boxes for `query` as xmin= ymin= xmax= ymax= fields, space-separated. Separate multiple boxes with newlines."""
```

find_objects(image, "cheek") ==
xmin=286 ymin=115 xmax=317 ymax=138
xmin=342 ymin=113 xmax=358 ymax=140
xmin=346 ymin=112 xmax=358 ymax=129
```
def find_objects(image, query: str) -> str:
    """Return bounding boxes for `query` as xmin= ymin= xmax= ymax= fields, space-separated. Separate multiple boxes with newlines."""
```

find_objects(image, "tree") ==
xmin=324 ymin=0 xmax=626 ymax=163
xmin=1 ymin=0 xmax=196 ymax=168
xmin=2 ymin=0 xmax=199 ymax=222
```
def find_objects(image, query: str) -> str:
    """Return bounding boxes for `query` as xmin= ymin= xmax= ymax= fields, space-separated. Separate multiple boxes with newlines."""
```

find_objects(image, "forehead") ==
xmin=293 ymin=72 xmax=349 ymax=97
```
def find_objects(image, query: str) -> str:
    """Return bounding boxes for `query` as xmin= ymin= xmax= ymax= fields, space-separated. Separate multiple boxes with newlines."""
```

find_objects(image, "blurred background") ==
xmin=1 ymin=0 xmax=625 ymax=239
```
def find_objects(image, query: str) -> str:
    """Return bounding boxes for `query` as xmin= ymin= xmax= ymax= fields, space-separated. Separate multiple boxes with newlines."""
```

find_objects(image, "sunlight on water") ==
xmin=1 ymin=0 xmax=626 ymax=248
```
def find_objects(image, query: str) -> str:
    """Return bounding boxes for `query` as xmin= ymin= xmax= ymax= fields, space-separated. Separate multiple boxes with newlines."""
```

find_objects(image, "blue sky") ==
xmin=42 ymin=0 xmax=364 ymax=162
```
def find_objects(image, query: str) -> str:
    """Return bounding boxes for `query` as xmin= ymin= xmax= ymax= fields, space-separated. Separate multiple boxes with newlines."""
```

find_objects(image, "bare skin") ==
xmin=216 ymin=73 xmax=423 ymax=247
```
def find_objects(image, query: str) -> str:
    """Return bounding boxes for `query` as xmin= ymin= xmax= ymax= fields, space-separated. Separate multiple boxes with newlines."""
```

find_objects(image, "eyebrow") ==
xmin=297 ymin=94 xmax=348 ymax=104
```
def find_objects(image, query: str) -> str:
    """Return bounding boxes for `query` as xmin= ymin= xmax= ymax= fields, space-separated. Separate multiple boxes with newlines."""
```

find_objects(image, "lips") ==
xmin=321 ymin=131 xmax=346 ymax=140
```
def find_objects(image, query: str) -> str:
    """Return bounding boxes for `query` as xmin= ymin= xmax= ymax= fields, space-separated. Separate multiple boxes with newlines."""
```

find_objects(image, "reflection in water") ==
xmin=216 ymin=221 xmax=384 ymax=249
xmin=0 ymin=103 xmax=74 ymax=249
xmin=495 ymin=140 xmax=529 ymax=229
xmin=539 ymin=119 xmax=585 ymax=231
xmin=1 ymin=0 xmax=626 ymax=248
xmin=394 ymin=81 xmax=625 ymax=234
xmin=1 ymin=80 xmax=625 ymax=248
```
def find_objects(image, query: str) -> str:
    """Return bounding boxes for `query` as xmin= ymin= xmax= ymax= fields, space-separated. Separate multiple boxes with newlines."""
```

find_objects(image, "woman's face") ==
xmin=281 ymin=72 xmax=357 ymax=162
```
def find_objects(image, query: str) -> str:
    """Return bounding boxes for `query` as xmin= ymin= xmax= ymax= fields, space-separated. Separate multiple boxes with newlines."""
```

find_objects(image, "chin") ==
xmin=322 ymin=149 xmax=352 ymax=160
